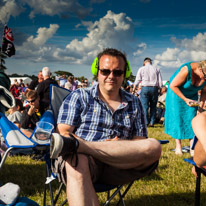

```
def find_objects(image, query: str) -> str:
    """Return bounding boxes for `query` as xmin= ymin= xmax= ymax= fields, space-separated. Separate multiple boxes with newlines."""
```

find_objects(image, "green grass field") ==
xmin=1 ymin=125 xmax=206 ymax=206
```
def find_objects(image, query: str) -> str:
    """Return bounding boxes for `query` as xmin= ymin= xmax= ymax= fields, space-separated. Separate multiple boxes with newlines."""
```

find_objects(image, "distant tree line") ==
xmin=1 ymin=50 xmax=136 ymax=82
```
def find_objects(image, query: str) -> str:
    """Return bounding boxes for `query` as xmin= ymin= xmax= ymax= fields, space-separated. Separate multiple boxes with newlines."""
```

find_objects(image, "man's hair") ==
xmin=42 ymin=67 xmax=51 ymax=77
xmin=97 ymin=48 xmax=127 ymax=70
xmin=25 ymin=89 xmax=38 ymax=99
xmin=144 ymin=57 xmax=152 ymax=64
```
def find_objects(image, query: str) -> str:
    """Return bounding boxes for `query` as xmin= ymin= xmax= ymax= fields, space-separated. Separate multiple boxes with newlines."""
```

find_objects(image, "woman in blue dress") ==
xmin=165 ymin=61 xmax=206 ymax=155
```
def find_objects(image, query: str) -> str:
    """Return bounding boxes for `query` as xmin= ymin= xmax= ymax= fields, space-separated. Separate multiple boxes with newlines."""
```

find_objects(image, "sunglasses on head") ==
xmin=27 ymin=99 xmax=35 ymax=103
xmin=99 ymin=69 xmax=124 ymax=77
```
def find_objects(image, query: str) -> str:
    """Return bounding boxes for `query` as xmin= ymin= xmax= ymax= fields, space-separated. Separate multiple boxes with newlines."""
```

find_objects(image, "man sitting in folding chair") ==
xmin=191 ymin=110 xmax=206 ymax=175
xmin=50 ymin=48 xmax=162 ymax=206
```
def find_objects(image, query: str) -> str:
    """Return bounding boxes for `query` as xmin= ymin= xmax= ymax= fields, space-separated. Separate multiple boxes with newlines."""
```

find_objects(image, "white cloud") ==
xmin=171 ymin=32 xmax=206 ymax=52
xmin=0 ymin=0 xmax=92 ymax=25
xmin=53 ymin=10 xmax=140 ymax=64
xmin=21 ymin=0 xmax=92 ymax=19
xmin=11 ymin=10 xmax=146 ymax=68
xmin=154 ymin=32 xmax=206 ymax=70
xmin=133 ymin=43 xmax=147 ymax=56
xmin=16 ymin=24 xmax=59 ymax=61
xmin=0 ymin=0 xmax=24 ymax=24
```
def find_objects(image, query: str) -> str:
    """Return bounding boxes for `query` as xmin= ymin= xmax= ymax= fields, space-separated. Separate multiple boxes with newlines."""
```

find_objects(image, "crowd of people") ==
xmin=0 ymin=57 xmax=169 ymax=158
xmin=1 ymin=48 xmax=206 ymax=205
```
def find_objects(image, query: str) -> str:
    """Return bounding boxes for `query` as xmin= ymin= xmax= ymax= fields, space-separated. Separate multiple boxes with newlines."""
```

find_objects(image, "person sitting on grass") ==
xmin=191 ymin=111 xmax=206 ymax=176
xmin=50 ymin=48 xmax=161 ymax=206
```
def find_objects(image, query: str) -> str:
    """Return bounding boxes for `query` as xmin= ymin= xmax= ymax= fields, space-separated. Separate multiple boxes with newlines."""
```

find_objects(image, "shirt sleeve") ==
xmin=134 ymin=67 xmax=142 ymax=86
xmin=7 ymin=112 xmax=22 ymax=124
xmin=157 ymin=68 xmax=163 ymax=88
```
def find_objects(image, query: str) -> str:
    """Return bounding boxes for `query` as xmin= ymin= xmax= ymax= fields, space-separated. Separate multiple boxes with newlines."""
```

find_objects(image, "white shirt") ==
xmin=134 ymin=63 xmax=163 ymax=88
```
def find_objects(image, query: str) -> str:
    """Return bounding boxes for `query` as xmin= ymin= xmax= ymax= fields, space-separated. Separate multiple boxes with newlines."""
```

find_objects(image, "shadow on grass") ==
xmin=106 ymin=192 xmax=206 ymax=206
xmin=0 ymin=161 xmax=61 ymax=196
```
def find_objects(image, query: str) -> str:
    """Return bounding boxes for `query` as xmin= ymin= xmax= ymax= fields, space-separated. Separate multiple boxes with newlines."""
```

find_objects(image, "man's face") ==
xmin=38 ymin=72 xmax=44 ymax=82
xmin=27 ymin=96 xmax=40 ymax=109
xmin=98 ymin=55 xmax=125 ymax=94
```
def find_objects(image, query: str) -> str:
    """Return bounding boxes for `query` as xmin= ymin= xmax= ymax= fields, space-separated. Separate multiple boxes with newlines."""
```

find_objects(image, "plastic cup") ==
xmin=35 ymin=121 xmax=54 ymax=141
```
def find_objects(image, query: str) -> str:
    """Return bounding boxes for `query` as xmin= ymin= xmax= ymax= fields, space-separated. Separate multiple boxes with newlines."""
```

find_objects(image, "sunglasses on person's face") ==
xmin=202 ymin=68 xmax=206 ymax=80
xmin=27 ymin=99 xmax=35 ymax=103
xmin=99 ymin=69 xmax=124 ymax=77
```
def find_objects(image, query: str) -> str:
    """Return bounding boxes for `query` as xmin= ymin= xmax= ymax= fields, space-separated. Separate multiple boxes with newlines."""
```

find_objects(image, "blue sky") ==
xmin=1 ymin=0 xmax=206 ymax=81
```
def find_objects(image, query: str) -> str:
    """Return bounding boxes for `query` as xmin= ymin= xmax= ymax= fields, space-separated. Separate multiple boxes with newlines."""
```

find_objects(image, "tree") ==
xmin=0 ymin=50 xmax=7 ymax=72
xmin=54 ymin=70 xmax=74 ymax=77
xmin=128 ymin=72 xmax=135 ymax=82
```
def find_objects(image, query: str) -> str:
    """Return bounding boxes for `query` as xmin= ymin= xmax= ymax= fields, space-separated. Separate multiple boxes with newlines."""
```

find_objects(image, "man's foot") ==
xmin=50 ymin=133 xmax=79 ymax=159
xmin=148 ymin=124 xmax=154 ymax=127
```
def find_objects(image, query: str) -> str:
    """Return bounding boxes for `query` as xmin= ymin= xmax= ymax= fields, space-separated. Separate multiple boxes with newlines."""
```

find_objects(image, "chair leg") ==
xmin=195 ymin=166 xmax=201 ymax=206
xmin=116 ymin=181 xmax=134 ymax=206
xmin=103 ymin=185 xmax=124 ymax=206
xmin=0 ymin=147 xmax=13 ymax=170
xmin=53 ymin=182 xmax=63 ymax=203
xmin=43 ymin=163 xmax=55 ymax=206
xmin=106 ymin=190 xmax=111 ymax=206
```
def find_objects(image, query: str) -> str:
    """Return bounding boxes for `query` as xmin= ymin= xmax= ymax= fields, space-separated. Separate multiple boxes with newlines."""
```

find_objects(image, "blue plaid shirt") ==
xmin=57 ymin=84 xmax=147 ymax=141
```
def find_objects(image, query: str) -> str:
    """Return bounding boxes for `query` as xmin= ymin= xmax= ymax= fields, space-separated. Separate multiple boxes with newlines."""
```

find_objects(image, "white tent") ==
xmin=9 ymin=77 xmax=32 ymax=85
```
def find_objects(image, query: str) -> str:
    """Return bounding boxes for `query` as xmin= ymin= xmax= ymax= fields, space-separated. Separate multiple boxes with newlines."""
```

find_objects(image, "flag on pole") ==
xmin=2 ymin=25 xmax=15 ymax=57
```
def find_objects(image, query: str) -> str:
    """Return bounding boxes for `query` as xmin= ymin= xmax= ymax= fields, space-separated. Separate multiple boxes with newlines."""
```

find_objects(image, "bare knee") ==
xmin=145 ymin=138 xmax=161 ymax=161
xmin=65 ymin=154 xmax=90 ymax=182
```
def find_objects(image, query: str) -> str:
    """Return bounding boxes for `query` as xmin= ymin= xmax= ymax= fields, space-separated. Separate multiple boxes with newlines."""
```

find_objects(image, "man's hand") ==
xmin=106 ymin=136 xmax=119 ymax=141
xmin=28 ymin=105 xmax=36 ymax=116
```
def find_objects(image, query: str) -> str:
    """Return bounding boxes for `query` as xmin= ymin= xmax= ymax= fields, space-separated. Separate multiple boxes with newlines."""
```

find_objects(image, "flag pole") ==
xmin=0 ymin=25 xmax=4 ymax=72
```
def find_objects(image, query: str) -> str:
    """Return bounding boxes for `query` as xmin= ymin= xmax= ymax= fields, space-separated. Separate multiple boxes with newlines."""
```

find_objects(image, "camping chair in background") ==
xmin=184 ymin=136 xmax=205 ymax=206
xmin=0 ymin=109 xmax=55 ymax=205
xmin=0 ymin=110 xmax=55 ymax=170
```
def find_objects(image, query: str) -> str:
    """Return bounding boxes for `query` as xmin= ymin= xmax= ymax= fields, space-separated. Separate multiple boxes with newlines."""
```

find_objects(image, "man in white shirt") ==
xmin=133 ymin=58 xmax=163 ymax=127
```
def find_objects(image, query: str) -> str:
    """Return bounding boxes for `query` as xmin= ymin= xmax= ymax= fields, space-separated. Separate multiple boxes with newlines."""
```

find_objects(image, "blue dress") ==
xmin=165 ymin=62 xmax=206 ymax=140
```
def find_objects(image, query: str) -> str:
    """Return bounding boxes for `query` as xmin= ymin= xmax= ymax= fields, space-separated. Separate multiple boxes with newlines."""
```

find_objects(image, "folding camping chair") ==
xmin=0 ymin=109 xmax=56 ymax=205
xmin=46 ymin=84 xmax=136 ymax=206
xmin=0 ymin=109 xmax=55 ymax=171
xmin=46 ymin=84 xmax=169 ymax=206
xmin=184 ymin=136 xmax=206 ymax=206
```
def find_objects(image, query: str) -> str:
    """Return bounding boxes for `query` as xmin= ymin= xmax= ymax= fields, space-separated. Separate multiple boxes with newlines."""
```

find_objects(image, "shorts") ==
xmin=51 ymin=154 xmax=159 ymax=186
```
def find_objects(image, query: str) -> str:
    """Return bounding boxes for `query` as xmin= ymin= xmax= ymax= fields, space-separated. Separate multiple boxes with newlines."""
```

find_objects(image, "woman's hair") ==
xmin=25 ymin=89 xmax=38 ymax=99
xmin=199 ymin=60 xmax=206 ymax=71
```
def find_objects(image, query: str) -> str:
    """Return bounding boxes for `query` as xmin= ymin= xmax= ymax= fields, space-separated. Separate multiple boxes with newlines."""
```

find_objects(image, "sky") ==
xmin=1 ymin=0 xmax=206 ymax=81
